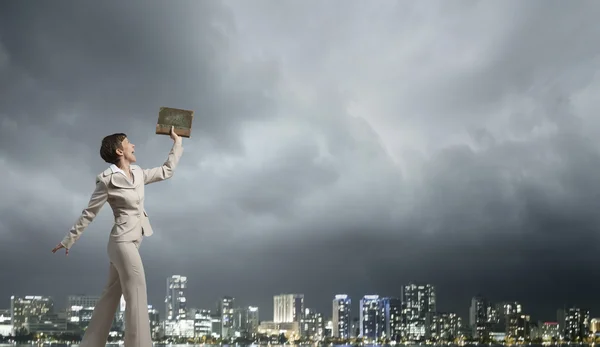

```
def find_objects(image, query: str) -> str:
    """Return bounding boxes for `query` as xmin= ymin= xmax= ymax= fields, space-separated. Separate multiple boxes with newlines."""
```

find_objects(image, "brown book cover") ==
xmin=156 ymin=107 xmax=194 ymax=138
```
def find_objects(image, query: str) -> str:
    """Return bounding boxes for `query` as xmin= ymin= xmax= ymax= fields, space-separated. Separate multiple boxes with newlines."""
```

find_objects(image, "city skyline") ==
xmin=2 ymin=290 xmax=597 ymax=343
xmin=2 ymin=0 xmax=600 ymax=333
xmin=1 ymin=281 xmax=594 ymax=325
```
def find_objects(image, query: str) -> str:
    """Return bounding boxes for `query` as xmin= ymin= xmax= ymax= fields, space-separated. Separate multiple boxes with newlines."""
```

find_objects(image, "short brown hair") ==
xmin=100 ymin=133 xmax=127 ymax=164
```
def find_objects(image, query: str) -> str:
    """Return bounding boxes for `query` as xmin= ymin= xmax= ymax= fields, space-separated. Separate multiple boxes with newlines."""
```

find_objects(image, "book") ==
xmin=155 ymin=107 xmax=194 ymax=138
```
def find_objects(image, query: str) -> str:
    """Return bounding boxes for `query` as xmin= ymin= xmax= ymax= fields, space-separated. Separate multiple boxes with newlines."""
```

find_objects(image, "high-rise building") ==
xmin=360 ymin=295 xmax=380 ymax=341
xmin=274 ymin=294 xmax=304 ymax=323
xmin=232 ymin=307 xmax=245 ymax=335
xmin=219 ymin=296 xmax=235 ymax=337
xmin=560 ymin=307 xmax=590 ymax=341
xmin=229 ymin=306 xmax=260 ymax=336
xmin=211 ymin=313 xmax=222 ymax=337
xmin=401 ymin=283 xmax=436 ymax=341
xmin=540 ymin=321 xmax=560 ymax=341
xmin=469 ymin=297 xmax=526 ymax=342
xmin=148 ymin=305 xmax=160 ymax=338
xmin=486 ymin=304 xmax=500 ymax=325
xmin=332 ymin=294 xmax=351 ymax=339
xmin=165 ymin=275 xmax=187 ymax=321
xmin=498 ymin=302 xmax=522 ymax=316
xmin=469 ymin=296 xmax=488 ymax=339
xmin=10 ymin=296 xmax=54 ymax=331
xmin=246 ymin=306 xmax=260 ymax=335
xmin=507 ymin=314 xmax=530 ymax=341
xmin=426 ymin=312 xmax=461 ymax=342
xmin=557 ymin=308 xmax=566 ymax=337
xmin=380 ymin=297 xmax=402 ymax=340
xmin=302 ymin=308 xmax=323 ymax=339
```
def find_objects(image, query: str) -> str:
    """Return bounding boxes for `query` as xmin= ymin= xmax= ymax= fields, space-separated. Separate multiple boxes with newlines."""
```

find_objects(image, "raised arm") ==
xmin=59 ymin=175 xmax=108 ymax=250
xmin=143 ymin=129 xmax=184 ymax=185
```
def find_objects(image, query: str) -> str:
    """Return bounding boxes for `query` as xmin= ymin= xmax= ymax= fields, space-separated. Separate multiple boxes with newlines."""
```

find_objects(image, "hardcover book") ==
xmin=155 ymin=107 xmax=194 ymax=138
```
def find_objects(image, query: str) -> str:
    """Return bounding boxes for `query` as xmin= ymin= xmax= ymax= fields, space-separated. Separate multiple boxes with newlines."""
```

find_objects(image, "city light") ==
xmin=0 ymin=280 xmax=594 ymax=345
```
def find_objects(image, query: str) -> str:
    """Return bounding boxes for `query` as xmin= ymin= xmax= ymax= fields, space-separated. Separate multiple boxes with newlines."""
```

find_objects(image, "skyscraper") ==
xmin=426 ymin=312 xmax=462 ymax=341
xmin=231 ymin=306 xmax=260 ymax=335
xmin=302 ymin=308 xmax=323 ymax=339
xmin=165 ymin=275 xmax=187 ymax=321
xmin=273 ymin=294 xmax=304 ymax=323
xmin=401 ymin=283 xmax=436 ymax=341
xmin=148 ymin=305 xmax=160 ymax=338
xmin=469 ymin=296 xmax=488 ymax=339
xmin=380 ymin=297 xmax=402 ymax=340
xmin=219 ymin=296 xmax=235 ymax=337
xmin=561 ymin=307 xmax=590 ymax=341
xmin=332 ymin=294 xmax=351 ymax=339
xmin=498 ymin=301 xmax=522 ymax=316
xmin=360 ymin=295 xmax=380 ymax=341
xmin=246 ymin=306 xmax=260 ymax=334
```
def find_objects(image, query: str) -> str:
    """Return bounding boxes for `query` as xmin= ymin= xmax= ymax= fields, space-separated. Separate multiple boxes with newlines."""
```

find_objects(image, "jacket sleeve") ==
xmin=60 ymin=174 xmax=108 ymax=249
xmin=142 ymin=141 xmax=184 ymax=185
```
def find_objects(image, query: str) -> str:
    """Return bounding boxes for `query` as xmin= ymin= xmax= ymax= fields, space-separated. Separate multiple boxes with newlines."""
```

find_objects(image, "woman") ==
xmin=52 ymin=126 xmax=183 ymax=347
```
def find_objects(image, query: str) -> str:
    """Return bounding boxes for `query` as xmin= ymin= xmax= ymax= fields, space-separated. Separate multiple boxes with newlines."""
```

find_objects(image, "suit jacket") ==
xmin=61 ymin=141 xmax=184 ymax=249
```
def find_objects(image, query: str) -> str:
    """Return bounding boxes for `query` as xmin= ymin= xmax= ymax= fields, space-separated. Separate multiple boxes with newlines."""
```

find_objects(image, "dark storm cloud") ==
xmin=1 ymin=0 xmax=600 ymax=322
xmin=0 ymin=0 xmax=279 ymax=161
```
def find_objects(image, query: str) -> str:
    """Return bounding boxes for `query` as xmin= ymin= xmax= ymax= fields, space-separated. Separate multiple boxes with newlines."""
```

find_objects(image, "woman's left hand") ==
xmin=51 ymin=242 xmax=69 ymax=256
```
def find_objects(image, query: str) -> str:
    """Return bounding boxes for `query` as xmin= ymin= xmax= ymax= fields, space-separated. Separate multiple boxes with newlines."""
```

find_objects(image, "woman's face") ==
xmin=120 ymin=137 xmax=136 ymax=163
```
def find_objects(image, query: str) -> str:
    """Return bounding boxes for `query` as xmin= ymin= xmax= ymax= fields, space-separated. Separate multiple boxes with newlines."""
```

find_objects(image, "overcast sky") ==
xmin=1 ymin=0 xmax=600 ymax=322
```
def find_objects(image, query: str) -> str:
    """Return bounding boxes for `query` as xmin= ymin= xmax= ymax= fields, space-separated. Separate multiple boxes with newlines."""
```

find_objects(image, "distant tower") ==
xmin=219 ymin=296 xmax=235 ymax=337
xmin=274 ymin=294 xmax=304 ymax=323
xmin=165 ymin=275 xmax=187 ymax=321
xmin=401 ymin=283 xmax=435 ymax=340
xmin=360 ymin=295 xmax=380 ymax=341
xmin=332 ymin=294 xmax=351 ymax=338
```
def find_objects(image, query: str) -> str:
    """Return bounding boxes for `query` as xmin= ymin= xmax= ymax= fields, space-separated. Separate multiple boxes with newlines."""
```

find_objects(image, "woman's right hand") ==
xmin=52 ymin=242 xmax=69 ymax=256
xmin=169 ymin=126 xmax=182 ymax=144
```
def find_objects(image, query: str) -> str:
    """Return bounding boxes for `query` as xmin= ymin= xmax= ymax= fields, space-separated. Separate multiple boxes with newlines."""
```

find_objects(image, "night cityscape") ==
xmin=0 ymin=277 xmax=596 ymax=345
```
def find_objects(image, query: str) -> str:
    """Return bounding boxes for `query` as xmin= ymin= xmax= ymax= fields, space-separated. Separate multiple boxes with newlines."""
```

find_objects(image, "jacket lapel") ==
xmin=131 ymin=166 xmax=143 ymax=188
xmin=110 ymin=173 xmax=135 ymax=189
xmin=105 ymin=165 xmax=142 ymax=189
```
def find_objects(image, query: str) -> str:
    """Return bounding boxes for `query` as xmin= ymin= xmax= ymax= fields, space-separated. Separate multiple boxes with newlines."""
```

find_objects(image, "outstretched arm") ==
xmin=143 ymin=126 xmax=184 ymax=185
xmin=54 ymin=175 xmax=108 ymax=253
